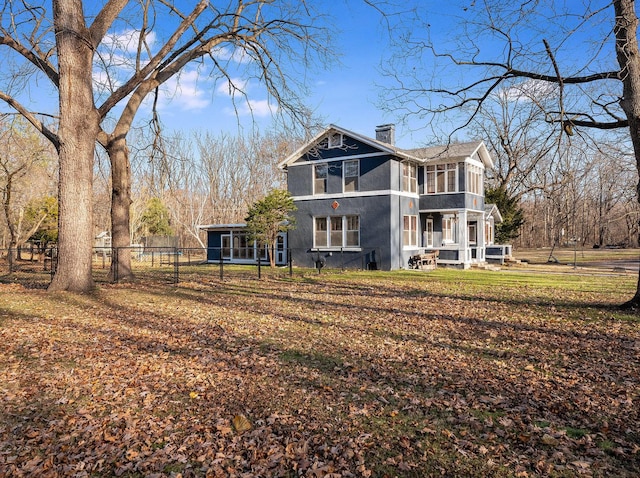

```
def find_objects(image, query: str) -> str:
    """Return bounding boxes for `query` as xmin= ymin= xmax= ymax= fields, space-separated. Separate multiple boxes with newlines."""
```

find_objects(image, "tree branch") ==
xmin=0 ymin=91 xmax=60 ymax=151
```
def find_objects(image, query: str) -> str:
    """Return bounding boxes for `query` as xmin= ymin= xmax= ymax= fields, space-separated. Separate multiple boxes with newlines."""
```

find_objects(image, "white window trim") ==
xmin=343 ymin=159 xmax=360 ymax=192
xmin=403 ymin=214 xmax=419 ymax=248
xmin=313 ymin=163 xmax=328 ymax=195
xmin=401 ymin=161 xmax=418 ymax=194
xmin=328 ymin=133 xmax=343 ymax=149
xmin=442 ymin=215 xmax=458 ymax=245
xmin=313 ymin=214 xmax=361 ymax=249
xmin=465 ymin=161 xmax=484 ymax=195
xmin=425 ymin=162 xmax=458 ymax=195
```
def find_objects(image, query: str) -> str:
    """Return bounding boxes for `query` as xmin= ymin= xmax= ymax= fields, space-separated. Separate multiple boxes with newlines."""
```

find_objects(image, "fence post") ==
xmin=113 ymin=247 xmax=119 ymax=282
xmin=288 ymin=248 xmax=292 ymax=277
xmin=173 ymin=247 xmax=179 ymax=284
xmin=257 ymin=253 xmax=262 ymax=279
xmin=219 ymin=250 xmax=223 ymax=281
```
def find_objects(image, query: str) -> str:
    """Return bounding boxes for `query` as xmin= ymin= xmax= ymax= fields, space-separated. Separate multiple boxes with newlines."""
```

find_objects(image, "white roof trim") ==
xmin=198 ymin=223 xmax=247 ymax=230
xmin=277 ymin=124 xmax=422 ymax=169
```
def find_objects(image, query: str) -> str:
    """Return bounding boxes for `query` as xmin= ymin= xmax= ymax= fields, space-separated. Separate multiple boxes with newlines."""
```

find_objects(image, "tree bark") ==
xmin=107 ymin=136 xmax=134 ymax=282
xmin=614 ymin=0 xmax=640 ymax=308
xmin=48 ymin=0 xmax=99 ymax=292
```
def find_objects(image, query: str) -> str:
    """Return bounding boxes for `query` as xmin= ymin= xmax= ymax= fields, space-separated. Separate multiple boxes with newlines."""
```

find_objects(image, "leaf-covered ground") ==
xmin=0 ymin=269 xmax=638 ymax=477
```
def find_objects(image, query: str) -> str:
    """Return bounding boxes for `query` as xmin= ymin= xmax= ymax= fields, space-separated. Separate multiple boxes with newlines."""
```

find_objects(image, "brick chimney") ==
xmin=375 ymin=124 xmax=395 ymax=145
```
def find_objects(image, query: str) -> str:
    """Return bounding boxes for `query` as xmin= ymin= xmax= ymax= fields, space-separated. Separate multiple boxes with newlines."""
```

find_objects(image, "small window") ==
xmin=330 ymin=216 xmax=343 ymax=246
xmin=315 ymin=217 xmax=328 ymax=247
xmin=403 ymin=215 xmax=418 ymax=246
xmin=344 ymin=160 xmax=359 ymax=192
xmin=402 ymin=162 xmax=417 ymax=193
xmin=328 ymin=133 xmax=343 ymax=149
xmin=346 ymin=215 xmax=360 ymax=246
xmin=442 ymin=215 xmax=457 ymax=244
xmin=314 ymin=163 xmax=327 ymax=194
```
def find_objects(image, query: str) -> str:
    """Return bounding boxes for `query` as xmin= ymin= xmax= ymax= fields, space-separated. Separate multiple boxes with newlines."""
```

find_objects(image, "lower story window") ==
xmin=442 ymin=215 xmax=458 ymax=244
xmin=403 ymin=215 xmax=418 ymax=246
xmin=314 ymin=215 xmax=360 ymax=248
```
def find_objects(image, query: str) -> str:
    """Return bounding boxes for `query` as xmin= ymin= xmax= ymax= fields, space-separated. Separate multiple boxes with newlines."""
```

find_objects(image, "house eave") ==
xmin=277 ymin=124 xmax=422 ymax=170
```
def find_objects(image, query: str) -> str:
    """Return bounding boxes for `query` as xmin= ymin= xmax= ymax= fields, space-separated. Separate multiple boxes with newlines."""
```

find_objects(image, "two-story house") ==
xmin=278 ymin=123 xmax=498 ymax=270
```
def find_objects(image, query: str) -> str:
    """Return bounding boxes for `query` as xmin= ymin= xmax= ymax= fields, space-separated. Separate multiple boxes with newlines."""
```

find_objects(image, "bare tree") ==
xmin=382 ymin=0 xmax=640 ymax=308
xmin=0 ymin=118 xmax=56 ymax=270
xmin=470 ymin=85 xmax=558 ymax=199
xmin=0 ymin=0 xmax=334 ymax=291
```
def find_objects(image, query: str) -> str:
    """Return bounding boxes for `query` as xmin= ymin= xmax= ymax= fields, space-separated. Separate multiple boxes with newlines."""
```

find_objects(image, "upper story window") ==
xmin=426 ymin=163 xmax=457 ymax=194
xmin=344 ymin=160 xmax=359 ymax=192
xmin=328 ymin=133 xmax=343 ymax=148
xmin=402 ymin=162 xmax=418 ymax=193
xmin=314 ymin=163 xmax=327 ymax=194
xmin=467 ymin=164 xmax=483 ymax=195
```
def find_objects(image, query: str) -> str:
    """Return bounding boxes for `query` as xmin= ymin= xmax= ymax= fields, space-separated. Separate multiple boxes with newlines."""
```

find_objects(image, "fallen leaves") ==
xmin=0 ymin=273 xmax=638 ymax=476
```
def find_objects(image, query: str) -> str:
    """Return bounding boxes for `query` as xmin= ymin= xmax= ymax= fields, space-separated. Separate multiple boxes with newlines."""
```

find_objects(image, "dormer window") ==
xmin=328 ymin=133 xmax=343 ymax=149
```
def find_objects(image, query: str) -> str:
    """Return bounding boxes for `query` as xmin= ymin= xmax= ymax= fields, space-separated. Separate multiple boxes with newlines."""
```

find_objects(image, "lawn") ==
xmin=1 ymin=268 xmax=638 ymax=477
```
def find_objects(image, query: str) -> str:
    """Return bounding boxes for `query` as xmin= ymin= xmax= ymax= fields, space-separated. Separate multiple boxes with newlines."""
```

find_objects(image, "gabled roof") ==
xmin=277 ymin=124 xmax=493 ymax=169
xmin=404 ymin=142 xmax=494 ymax=168
xmin=484 ymin=204 xmax=503 ymax=223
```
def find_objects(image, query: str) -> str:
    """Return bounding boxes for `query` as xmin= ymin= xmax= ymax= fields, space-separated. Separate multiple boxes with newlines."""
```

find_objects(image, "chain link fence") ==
xmin=0 ymin=246 xmax=383 ymax=288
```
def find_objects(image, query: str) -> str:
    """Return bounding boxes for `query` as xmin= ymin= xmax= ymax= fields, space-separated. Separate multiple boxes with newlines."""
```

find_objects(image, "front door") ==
xmin=275 ymin=235 xmax=286 ymax=264
xmin=424 ymin=218 xmax=434 ymax=248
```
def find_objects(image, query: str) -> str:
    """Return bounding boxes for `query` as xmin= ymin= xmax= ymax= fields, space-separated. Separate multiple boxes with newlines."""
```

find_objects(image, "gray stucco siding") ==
xmin=419 ymin=193 xmax=467 ymax=210
xmin=286 ymin=155 xmax=394 ymax=197
xmin=465 ymin=194 xmax=485 ymax=210
xmin=288 ymin=195 xmax=394 ymax=270
xmin=361 ymin=156 xmax=392 ymax=191
xmin=418 ymin=192 xmax=485 ymax=211
xmin=287 ymin=163 xmax=312 ymax=197
xmin=300 ymin=136 xmax=380 ymax=161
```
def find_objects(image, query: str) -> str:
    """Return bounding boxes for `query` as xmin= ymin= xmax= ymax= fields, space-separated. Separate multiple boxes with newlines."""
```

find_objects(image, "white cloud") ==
xmin=226 ymin=98 xmax=277 ymax=118
xmin=215 ymin=77 xmax=250 ymax=97
xmin=500 ymin=79 xmax=556 ymax=102
xmin=212 ymin=45 xmax=252 ymax=64
xmin=161 ymin=68 xmax=212 ymax=111
xmin=102 ymin=29 xmax=156 ymax=55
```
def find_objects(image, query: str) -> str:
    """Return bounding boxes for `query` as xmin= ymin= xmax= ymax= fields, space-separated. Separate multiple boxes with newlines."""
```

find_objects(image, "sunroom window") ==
xmin=426 ymin=163 xmax=457 ymax=194
xmin=466 ymin=164 xmax=483 ymax=195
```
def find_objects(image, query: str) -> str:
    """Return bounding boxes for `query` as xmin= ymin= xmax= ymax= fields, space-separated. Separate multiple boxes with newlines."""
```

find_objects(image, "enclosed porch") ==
xmin=419 ymin=210 xmax=488 ymax=268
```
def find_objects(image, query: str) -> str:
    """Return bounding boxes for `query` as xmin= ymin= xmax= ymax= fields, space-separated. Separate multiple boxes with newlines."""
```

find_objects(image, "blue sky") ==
xmin=4 ymin=1 xmax=617 ymax=150
xmin=144 ymin=1 xmax=415 ymax=147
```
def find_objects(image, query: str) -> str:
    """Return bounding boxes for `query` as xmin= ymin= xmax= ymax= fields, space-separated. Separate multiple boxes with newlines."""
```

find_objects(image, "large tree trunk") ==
xmin=48 ymin=0 xmax=98 ymax=293
xmin=107 ymin=136 xmax=134 ymax=282
xmin=614 ymin=0 xmax=640 ymax=308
